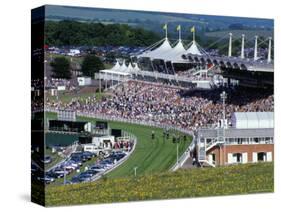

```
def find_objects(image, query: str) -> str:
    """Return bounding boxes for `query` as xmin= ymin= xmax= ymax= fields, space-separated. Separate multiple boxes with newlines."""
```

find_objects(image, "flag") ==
xmin=190 ymin=26 xmax=195 ymax=33
xmin=176 ymin=25 xmax=181 ymax=31
xmin=163 ymin=24 xmax=167 ymax=30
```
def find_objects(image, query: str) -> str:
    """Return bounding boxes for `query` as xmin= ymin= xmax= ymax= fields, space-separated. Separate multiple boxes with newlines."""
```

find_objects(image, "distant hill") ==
xmin=45 ymin=5 xmax=274 ymax=39
xmin=206 ymin=29 xmax=273 ymax=40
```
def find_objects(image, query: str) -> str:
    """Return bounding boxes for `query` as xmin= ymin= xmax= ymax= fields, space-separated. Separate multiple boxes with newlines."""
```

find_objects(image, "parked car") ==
xmin=37 ymin=176 xmax=55 ymax=184
xmin=84 ymin=170 xmax=98 ymax=176
xmin=82 ymin=151 xmax=95 ymax=160
xmin=70 ymin=157 xmax=83 ymax=166
xmin=89 ymin=164 xmax=106 ymax=172
xmin=41 ymin=156 xmax=52 ymax=164
xmin=46 ymin=171 xmax=64 ymax=179
xmin=53 ymin=168 xmax=69 ymax=175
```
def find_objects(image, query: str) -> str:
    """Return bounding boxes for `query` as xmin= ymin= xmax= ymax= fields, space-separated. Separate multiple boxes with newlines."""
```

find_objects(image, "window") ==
xmin=254 ymin=138 xmax=259 ymax=143
xmin=265 ymin=137 xmax=272 ymax=144
xmin=257 ymin=152 xmax=266 ymax=161
xmin=237 ymin=138 xmax=242 ymax=144
xmin=233 ymin=153 xmax=242 ymax=163
xmin=206 ymin=138 xmax=212 ymax=144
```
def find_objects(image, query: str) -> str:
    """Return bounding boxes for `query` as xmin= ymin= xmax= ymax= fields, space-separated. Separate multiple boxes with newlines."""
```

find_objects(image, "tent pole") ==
xmin=164 ymin=60 xmax=169 ymax=74
xmin=193 ymin=30 xmax=195 ymax=42
xmin=99 ymin=73 xmax=101 ymax=94
xmin=105 ymin=72 xmax=107 ymax=90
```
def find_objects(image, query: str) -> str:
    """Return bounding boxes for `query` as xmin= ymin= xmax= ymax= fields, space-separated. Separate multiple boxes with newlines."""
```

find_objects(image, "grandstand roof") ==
xmin=138 ymin=38 xmax=172 ymax=59
xmin=100 ymin=69 xmax=131 ymax=76
xmin=231 ymin=112 xmax=274 ymax=129
xmin=198 ymin=127 xmax=274 ymax=138
xmin=154 ymin=39 xmax=187 ymax=62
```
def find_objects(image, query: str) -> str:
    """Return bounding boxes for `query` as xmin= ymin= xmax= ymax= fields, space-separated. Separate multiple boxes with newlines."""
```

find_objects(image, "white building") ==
xmin=77 ymin=77 xmax=92 ymax=86
xmin=83 ymin=135 xmax=115 ymax=153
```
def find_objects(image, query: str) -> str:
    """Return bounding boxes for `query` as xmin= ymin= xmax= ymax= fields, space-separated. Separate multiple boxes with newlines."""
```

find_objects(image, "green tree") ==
xmin=81 ymin=55 xmax=105 ymax=78
xmin=50 ymin=57 xmax=71 ymax=79
xmin=45 ymin=21 xmax=160 ymax=47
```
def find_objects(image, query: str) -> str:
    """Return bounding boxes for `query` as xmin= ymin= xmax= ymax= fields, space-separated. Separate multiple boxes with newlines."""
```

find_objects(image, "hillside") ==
xmin=44 ymin=163 xmax=273 ymax=206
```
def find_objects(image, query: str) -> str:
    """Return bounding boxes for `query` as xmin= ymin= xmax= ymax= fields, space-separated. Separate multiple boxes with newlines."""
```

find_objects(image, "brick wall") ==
xmin=207 ymin=144 xmax=274 ymax=166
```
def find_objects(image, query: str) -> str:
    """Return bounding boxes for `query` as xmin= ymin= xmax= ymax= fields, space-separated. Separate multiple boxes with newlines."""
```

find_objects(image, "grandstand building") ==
xmin=95 ymin=26 xmax=273 ymax=90
xmin=196 ymin=112 xmax=274 ymax=167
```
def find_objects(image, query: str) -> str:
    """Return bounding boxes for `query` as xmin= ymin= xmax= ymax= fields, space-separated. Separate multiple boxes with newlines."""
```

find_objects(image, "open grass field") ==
xmin=44 ymin=162 xmax=274 ymax=206
xmin=46 ymin=112 xmax=192 ymax=178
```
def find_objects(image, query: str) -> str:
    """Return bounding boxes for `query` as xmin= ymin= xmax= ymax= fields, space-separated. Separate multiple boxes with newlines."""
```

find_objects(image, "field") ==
xmin=44 ymin=162 xmax=274 ymax=206
xmin=46 ymin=112 xmax=191 ymax=178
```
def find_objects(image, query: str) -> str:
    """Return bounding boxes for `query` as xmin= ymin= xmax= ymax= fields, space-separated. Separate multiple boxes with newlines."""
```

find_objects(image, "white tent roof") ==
xmin=185 ymin=41 xmax=202 ymax=55
xmin=133 ymin=63 xmax=141 ymax=71
xmin=138 ymin=38 xmax=172 ymax=59
xmin=119 ymin=60 xmax=128 ymax=71
xmin=154 ymin=39 xmax=187 ymax=62
xmin=127 ymin=63 xmax=134 ymax=72
xmin=111 ymin=61 xmax=121 ymax=70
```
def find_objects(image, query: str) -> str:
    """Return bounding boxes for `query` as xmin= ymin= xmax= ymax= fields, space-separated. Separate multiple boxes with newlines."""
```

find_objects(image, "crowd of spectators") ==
xmin=46 ymin=80 xmax=274 ymax=131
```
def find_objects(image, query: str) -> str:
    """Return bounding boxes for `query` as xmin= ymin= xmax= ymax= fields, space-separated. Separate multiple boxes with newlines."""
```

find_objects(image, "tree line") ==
xmin=50 ymin=55 xmax=104 ymax=79
xmin=45 ymin=20 xmax=160 ymax=47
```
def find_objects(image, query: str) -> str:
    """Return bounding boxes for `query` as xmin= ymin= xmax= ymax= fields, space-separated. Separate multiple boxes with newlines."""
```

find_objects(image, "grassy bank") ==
xmin=45 ymin=162 xmax=274 ymax=206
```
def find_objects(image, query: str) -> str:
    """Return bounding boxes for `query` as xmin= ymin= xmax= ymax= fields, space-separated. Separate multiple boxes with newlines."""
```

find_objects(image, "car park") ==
xmin=46 ymin=149 xmax=127 ymax=184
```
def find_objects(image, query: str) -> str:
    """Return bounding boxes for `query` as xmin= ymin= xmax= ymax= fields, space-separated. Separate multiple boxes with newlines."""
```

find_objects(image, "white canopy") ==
xmin=137 ymin=39 xmax=203 ymax=62
xmin=119 ymin=60 xmax=128 ymax=72
xmin=127 ymin=63 xmax=134 ymax=72
xmin=133 ymin=63 xmax=141 ymax=71
xmin=138 ymin=38 xmax=172 ymax=59
xmin=154 ymin=39 xmax=187 ymax=62
xmin=231 ymin=112 xmax=274 ymax=129
xmin=111 ymin=61 xmax=121 ymax=70
xmin=185 ymin=41 xmax=202 ymax=55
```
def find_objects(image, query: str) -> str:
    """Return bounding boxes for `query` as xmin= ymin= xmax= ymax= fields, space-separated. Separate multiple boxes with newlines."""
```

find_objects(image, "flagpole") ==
xmin=165 ymin=25 xmax=168 ymax=39
xmin=193 ymin=29 xmax=195 ymax=42
xmin=179 ymin=26 xmax=181 ymax=40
